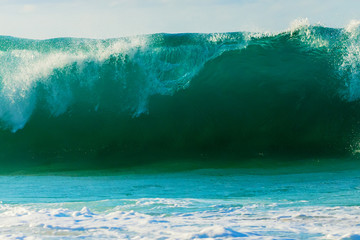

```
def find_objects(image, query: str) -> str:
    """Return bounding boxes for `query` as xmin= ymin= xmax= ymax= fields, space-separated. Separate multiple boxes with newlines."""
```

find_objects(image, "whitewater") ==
xmin=2 ymin=167 xmax=360 ymax=239
xmin=2 ymin=19 xmax=360 ymax=239
xmin=0 ymin=166 xmax=360 ymax=239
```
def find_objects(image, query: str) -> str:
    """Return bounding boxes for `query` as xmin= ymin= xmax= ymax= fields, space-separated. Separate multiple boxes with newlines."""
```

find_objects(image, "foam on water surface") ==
xmin=0 ymin=168 xmax=360 ymax=239
xmin=1 ymin=199 xmax=360 ymax=239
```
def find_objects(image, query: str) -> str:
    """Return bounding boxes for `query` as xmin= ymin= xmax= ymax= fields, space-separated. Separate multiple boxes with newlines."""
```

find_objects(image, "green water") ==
xmin=1 ymin=26 xmax=360 ymax=172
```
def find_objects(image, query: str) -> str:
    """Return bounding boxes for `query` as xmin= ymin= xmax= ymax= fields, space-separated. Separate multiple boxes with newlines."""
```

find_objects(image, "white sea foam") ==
xmin=289 ymin=18 xmax=311 ymax=33
xmin=341 ymin=21 xmax=360 ymax=101
xmin=0 ymin=199 xmax=360 ymax=239
xmin=0 ymin=34 xmax=247 ymax=131
xmin=0 ymin=37 xmax=149 ymax=131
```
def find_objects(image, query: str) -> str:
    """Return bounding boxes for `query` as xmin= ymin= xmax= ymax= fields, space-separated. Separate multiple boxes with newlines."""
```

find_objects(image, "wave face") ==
xmin=2 ymin=22 xmax=360 ymax=171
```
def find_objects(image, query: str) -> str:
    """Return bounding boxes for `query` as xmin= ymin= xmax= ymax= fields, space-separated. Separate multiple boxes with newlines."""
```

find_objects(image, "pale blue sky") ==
xmin=0 ymin=0 xmax=359 ymax=39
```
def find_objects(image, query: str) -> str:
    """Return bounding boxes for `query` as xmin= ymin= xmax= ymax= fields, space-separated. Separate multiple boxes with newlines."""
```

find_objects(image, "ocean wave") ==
xmin=2 ymin=21 xmax=360 ymax=170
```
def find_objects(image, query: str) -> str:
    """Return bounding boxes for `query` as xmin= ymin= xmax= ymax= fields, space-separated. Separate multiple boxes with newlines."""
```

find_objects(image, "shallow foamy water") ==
xmin=1 ymin=168 xmax=360 ymax=239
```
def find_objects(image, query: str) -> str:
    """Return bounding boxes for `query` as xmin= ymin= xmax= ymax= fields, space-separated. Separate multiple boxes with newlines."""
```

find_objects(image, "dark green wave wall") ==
xmin=1 ymin=25 xmax=360 ymax=172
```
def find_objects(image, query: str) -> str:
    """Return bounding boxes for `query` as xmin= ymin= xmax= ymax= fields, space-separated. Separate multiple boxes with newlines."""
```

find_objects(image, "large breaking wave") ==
xmin=2 ymin=20 xmax=360 ymax=171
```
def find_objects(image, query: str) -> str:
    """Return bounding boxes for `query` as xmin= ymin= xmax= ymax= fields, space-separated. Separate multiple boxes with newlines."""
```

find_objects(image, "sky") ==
xmin=0 ymin=0 xmax=359 ymax=39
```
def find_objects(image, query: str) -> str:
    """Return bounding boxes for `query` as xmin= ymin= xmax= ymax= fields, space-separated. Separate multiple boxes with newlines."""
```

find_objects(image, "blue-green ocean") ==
xmin=1 ymin=166 xmax=360 ymax=239
xmin=2 ymin=22 xmax=360 ymax=239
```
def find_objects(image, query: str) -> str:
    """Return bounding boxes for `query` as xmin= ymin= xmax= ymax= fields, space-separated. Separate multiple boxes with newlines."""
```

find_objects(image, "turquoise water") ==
xmin=2 ymin=168 xmax=360 ymax=205
xmin=1 ymin=167 xmax=360 ymax=239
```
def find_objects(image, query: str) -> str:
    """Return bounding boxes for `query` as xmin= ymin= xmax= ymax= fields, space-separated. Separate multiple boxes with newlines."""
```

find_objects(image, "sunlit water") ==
xmin=1 ymin=167 xmax=360 ymax=239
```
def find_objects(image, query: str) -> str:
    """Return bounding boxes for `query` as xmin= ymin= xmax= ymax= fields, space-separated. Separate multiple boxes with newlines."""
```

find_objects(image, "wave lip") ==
xmin=0 ymin=33 xmax=247 ymax=132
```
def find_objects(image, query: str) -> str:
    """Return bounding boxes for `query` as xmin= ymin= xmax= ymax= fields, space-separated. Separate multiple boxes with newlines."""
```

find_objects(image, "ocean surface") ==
xmin=2 ymin=167 xmax=360 ymax=239
xmin=2 ymin=20 xmax=360 ymax=239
